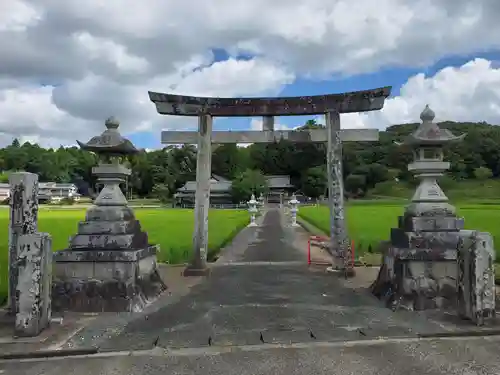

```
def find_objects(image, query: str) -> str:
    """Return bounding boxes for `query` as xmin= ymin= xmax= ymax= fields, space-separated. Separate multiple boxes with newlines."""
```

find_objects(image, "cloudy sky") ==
xmin=1 ymin=0 xmax=500 ymax=149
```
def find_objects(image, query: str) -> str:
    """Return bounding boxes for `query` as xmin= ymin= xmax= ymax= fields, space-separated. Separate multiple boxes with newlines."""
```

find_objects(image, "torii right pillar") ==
xmin=326 ymin=111 xmax=354 ymax=277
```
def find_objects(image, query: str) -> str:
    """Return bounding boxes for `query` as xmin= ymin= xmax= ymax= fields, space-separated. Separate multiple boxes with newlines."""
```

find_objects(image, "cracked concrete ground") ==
xmin=2 ymin=207 xmax=500 ymax=375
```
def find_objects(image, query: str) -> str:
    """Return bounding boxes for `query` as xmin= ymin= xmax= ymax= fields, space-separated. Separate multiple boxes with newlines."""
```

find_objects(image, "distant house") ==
xmin=39 ymin=182 xmax=81 ymax=203
xmin=0 ymin=181 xmax=81 ymax=203
xmin=174 ymin=174 xmax=233 ymax=205
xmin=173 ymin=174 xmax=295 ymax=206
xmin=265 ymin=175 xmax=295 ymax=203
xmin=0 ymin=183 xmax=9 ymax=202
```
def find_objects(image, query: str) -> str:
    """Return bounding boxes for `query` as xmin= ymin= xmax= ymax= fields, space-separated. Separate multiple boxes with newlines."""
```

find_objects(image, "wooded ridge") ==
xmin=1 ymin=119 xmax=499 ymax=200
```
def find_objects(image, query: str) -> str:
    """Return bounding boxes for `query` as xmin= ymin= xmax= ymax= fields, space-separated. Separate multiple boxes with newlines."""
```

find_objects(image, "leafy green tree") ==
xmin=230 ymin=169 xmax=268 ymax=203
xmin=152 ymin=184 xmax=170 ymax=204
xmin=351 ymin=163 xmax=388 ymax=189
xmin=387 ymin=168 xmax=400 ymax=181
xmin=438 ymin=174 xmax=457 ymax=190
xmin=345 ymin=174 xmax=366 ymax=197
xmin=301 ymin=166 xmax=327 ymax=198
xmin=0 ymin=117 xmax=498 ymax=200
xmin=474 ymin=166 xmax=493 ymax=181
xmin=212 ymin=144 xmax=248 ymax=179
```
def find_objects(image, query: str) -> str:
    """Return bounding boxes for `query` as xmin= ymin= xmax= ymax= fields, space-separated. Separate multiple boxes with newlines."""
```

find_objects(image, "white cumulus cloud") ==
xmin=0 ymin=0 xmax=500 ymax=147
xmin=343 ymin=58 xmax=500 ymax=129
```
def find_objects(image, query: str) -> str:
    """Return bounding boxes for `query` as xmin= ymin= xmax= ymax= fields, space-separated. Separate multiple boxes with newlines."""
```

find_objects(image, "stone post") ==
xmin=457 ymin=231 xmax=496 ymax=325
xmin=258 ymin=193 xmax=265 ymax=207
xmin=8 ymin=172 xmax=39 ymax=314
xmin=185 ymin=114 xmax=213 ymax=276
xmin=289 ymin=194 xmax=299 ymax=227
xmin=326 ymin=111 xmax=353 ymax=276
xmin=15 ymin=232 xmax=52 ymax=337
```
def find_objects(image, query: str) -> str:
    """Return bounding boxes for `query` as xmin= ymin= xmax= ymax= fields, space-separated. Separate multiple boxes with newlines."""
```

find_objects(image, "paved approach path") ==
xmin=2 ymin=208 xmax=500 ymax=374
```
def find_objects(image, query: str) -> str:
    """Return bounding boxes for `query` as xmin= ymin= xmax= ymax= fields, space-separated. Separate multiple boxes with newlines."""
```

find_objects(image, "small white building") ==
xmin=0 ymin=181 xmax=81 ymax=203
xmin=39 ymin=182 xmax=80 ymax=202
xmin=0 ymin=183 xmax=10 ymax=202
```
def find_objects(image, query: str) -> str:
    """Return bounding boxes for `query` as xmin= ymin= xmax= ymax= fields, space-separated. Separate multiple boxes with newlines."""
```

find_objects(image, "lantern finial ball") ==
xmin=420 ymin=105 xmax=435 ymax=122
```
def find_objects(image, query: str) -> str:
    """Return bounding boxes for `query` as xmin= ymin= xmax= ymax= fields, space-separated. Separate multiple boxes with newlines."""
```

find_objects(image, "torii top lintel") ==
xmin=148 ymin=86 xmax=392 ymax=117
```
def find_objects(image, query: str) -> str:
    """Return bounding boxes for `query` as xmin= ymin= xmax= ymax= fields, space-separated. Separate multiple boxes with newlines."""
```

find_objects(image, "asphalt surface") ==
xmin=2 ymin=208 xmax=500 ymax=374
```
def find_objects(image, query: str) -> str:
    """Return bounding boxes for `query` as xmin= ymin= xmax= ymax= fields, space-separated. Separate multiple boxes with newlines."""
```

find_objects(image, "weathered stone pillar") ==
xmin=263 ymin=116 xmax=274 ymax=131
xmin=8 ymin=172 xmax=38 ymax=314
xmin=185 ymin=114 xmax=213 ymax=276
xmin=325 ymin=111 xmax=353 ymax=276
xmin=457 ymin=231 xmax=496 ymax=325
xmin=15 ymin=233 xmax=52 ymax=337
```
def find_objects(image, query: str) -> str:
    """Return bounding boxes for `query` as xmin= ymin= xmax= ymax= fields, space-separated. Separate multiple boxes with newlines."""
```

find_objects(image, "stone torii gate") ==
xmin=148 ymin=87 xmax=391 ymax=276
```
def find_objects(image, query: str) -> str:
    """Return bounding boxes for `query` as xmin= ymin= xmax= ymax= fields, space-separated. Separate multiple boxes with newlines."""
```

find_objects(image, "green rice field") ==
xmin=3 ymin=203 xmax=499 ymax=304
xmin=0 ymin=208 xmax=250 ymax=304
xmin=299 ymin=203 xmax=500 ymax=259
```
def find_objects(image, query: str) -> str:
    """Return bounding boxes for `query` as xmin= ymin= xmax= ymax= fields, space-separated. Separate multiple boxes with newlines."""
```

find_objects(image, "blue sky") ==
xmin=4 ymin=1 xmax=500 ymax=150
xmin=127 ymin=49 xmax=500 ymax=149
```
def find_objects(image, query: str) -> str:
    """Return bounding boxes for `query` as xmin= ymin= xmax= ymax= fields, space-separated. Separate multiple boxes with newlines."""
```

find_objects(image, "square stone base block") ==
xmin=372 ymin=256 xmax=457 ymax=311
xmin=51 ymin=246 xmax=167 ymax=313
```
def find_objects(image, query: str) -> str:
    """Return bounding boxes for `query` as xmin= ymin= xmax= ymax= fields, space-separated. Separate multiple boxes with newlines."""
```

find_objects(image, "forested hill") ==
xmin=381 ymin=120 xmax=500 ymax=179
xmin=0 ymin=119 xmax=499 ymax=199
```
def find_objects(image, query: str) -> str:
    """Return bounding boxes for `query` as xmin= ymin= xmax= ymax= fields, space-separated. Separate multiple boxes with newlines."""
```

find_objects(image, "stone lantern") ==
xmin=258 ymin=192 xmax=265 ymax=207
xmin=400 ymin=105 xmax=465 ymax=217
xmin=248 ymin=194 xmax=258 ymax=227
xmin=289 ymin=194 xmax=299 ymax=227
xmin=371 ymin=105 xmax=467 ymax=311
xmin=52 ymin=117 xmax=166 ymax=312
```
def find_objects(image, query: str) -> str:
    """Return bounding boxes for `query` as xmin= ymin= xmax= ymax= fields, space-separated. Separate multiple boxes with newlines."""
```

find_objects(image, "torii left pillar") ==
xmin=8 ymin=172 xmax=38 ymax=314
xmin=184 ymin=114 xmax=213 ymax=276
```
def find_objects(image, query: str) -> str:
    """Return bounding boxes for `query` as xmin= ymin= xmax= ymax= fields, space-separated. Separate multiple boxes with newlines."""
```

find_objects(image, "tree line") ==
xmin=0 ymin=119 xmax=499 ymax=201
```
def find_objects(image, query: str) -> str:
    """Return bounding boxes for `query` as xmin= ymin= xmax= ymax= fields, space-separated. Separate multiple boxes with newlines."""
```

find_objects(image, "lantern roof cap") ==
xmin=396 ymin=105 xmax=465 ymax=146
xmin=76 ymin=117 xmax=138 ymax=155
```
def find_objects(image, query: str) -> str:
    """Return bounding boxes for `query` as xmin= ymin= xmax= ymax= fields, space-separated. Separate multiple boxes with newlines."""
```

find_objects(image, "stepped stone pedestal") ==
xmin=372 ymin=208 xmax=464 ymax=310
xmin=52 ymin=118 xmax=166 ymax=312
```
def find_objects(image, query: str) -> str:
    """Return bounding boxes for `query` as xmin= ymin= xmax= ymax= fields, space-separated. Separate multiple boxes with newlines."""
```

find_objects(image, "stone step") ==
xmin=70 ymin=232 xmax=148 ymax=250
xmin=77 ymin=220 xmax=141 ymax=235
